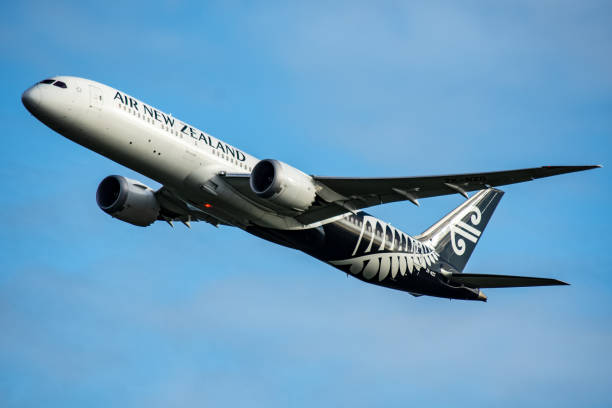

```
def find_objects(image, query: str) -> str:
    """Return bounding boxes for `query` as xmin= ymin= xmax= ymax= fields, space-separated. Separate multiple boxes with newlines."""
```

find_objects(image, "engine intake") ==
xmin=250 ymin=159 xmax=316 ymax=212
xmin=96 ymin=175 xmax=160 ymax=227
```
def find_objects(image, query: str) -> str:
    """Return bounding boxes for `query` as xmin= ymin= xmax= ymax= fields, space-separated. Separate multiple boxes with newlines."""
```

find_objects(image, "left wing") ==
xmin=221 ymin=165 xmax=600 ymax=225
xmin=155 ymin=186 xmax=229 ymax=227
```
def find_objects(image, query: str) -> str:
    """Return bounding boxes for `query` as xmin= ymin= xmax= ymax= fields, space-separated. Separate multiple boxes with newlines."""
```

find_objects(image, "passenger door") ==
xmin=89 ymin=85 xmax=103 ymax=110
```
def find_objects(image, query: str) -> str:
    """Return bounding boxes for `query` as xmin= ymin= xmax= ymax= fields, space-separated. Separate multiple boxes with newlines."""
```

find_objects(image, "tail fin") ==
xmin=416 ymin=188 xmax=504 ymax=272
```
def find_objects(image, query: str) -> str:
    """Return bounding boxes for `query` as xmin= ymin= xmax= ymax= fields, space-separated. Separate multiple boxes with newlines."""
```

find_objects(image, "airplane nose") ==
xmin=22 ymin=85 xmax=41 ymax=114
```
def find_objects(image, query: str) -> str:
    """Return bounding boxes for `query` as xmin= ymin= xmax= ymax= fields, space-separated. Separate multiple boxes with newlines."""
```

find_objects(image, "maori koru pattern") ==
xmin=449 ymin=205 xmax=482 ymax=256
xmin=330 ymin=215 xmax=439 ymax=282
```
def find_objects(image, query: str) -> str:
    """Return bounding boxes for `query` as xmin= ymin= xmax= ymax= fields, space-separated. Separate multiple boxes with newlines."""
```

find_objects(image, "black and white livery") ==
xmin=22 ymin=76 xmax=600 ymax=301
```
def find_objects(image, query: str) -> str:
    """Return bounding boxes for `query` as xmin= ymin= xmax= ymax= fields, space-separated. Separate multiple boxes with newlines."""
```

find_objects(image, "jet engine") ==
xmin=249 ymin=159 xmax=316 ymax=212
xmin=96 ymin=175 xmax=160 ymax=227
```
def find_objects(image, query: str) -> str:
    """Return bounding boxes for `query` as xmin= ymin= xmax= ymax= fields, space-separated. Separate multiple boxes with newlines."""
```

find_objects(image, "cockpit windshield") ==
xmin=38 ymin=79 xmax=68 ymax=89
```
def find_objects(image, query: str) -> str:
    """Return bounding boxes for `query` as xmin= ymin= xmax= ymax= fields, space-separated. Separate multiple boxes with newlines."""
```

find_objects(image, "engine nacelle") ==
xmin=96 ymin=175 xmax=160 ymax=227
xmin=250 ymin=159 xmax=316 ymax=212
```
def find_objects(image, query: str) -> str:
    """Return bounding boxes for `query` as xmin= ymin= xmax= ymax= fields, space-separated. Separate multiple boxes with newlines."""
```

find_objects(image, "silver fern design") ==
xmin=449 ymin=205 xmax=482 ymax=256
xmin=330 ymin=252 xmax=440 ymax=281
xmin=330 ymin=215 xmax=439 ymax=281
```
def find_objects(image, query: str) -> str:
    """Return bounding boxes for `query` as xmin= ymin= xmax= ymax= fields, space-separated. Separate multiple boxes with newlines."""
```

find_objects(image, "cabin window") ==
xmin=53 ymin=81 xmax=67 ymax=89
xmin=39 ymin=79 xmax=55 ymax=84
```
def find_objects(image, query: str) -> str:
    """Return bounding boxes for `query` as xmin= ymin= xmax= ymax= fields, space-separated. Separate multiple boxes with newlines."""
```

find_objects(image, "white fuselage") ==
xmin=23 ymin=76 xmax=324 ymax=229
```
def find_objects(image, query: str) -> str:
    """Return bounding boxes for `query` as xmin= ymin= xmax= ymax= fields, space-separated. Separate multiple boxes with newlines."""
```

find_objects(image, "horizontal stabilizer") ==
xmin=450 ymin=273 xmax=569 ymax=288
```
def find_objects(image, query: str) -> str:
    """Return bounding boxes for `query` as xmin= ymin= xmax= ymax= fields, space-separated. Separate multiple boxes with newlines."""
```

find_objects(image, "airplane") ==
xmin=21 ymin=76 xmax=600 ymax=302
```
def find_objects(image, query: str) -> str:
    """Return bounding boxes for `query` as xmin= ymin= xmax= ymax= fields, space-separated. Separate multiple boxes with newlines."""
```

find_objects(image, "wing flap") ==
xmin=450 ymin=273 xmax=569 ymax=288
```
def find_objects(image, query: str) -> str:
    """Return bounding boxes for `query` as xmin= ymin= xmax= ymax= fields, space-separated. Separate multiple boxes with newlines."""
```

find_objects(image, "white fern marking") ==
xmin=390 ymin=256 xmax=397 ymax=279
xmin=330 ymin=251 xmax=439 ymax=281
xmin=363 ymin=257 xmax=379 ymax=280
xmin=352 ymin=215 xmax=412 ymax=256
xmin=379 ymin=256 xmax=390 ymax=281
xmin=405 ymin=255 xmax=413 ymax=275
xmin=398 ymin=255 xmax=406 ymax=277
xmin=335 ymin=214 xmax=441 ymax=281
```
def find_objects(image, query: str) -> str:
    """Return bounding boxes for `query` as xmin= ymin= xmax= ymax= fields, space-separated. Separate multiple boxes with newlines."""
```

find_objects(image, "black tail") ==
xmin=416 ymin=188 xmax=504 ymax=273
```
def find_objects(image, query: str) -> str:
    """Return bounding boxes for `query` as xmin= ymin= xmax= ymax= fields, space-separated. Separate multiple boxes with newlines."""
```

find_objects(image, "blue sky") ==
xmin=1 ymin=1 xmax=611 ymax=406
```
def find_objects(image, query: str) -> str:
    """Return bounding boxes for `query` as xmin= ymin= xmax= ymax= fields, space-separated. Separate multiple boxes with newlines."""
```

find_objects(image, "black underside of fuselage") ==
xmin=246 ymin=213 xmax=483 ymax=301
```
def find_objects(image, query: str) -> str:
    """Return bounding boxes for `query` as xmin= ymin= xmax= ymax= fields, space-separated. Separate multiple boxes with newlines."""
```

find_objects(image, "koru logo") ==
xmin=450 ymin=206 xmax=482 ymax=256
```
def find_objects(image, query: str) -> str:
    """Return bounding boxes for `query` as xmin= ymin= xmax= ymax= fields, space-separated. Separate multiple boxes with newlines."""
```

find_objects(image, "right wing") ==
xmin=303 ymin=165 xmax=600 ymax=224
xmin=220 ymin=165 xmax=600 ymax=226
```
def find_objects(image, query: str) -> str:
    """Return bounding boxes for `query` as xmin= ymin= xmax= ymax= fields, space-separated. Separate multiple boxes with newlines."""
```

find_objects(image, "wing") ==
xmin=155 ymin=186 xmax=229 ymax=227
xmin=221 ymin=165 xmax=600 ymax=225
xmin=449 ymin=273 xmax=569 ymax=288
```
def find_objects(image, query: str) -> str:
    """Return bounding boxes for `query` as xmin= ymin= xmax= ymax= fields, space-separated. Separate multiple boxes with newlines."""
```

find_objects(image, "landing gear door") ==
xmin=89 ymin=85 xmax=103 ymax=110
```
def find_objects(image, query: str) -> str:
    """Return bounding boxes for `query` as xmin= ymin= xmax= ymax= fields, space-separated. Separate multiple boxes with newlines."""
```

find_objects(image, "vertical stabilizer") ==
xmin=416 ymin=188 xmax=504 ymax=272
